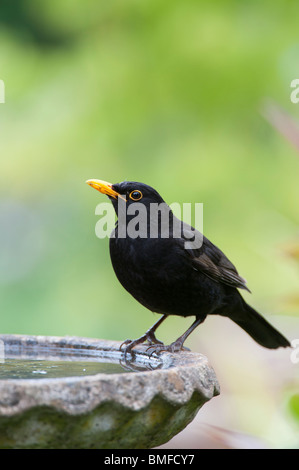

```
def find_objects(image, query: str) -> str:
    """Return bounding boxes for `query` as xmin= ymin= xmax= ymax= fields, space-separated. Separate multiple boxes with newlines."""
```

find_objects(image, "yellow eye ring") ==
xmin=129 ymin=190 xmax=143 ymax=201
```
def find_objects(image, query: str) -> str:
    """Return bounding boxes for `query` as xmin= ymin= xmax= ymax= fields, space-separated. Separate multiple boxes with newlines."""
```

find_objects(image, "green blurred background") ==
xmin=0 ymin=0 xmax=298 ymax=448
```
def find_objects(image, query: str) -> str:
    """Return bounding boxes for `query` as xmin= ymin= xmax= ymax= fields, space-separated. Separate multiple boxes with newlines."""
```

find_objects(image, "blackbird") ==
xmin=86 ymin=179 xmax=290 ymax=354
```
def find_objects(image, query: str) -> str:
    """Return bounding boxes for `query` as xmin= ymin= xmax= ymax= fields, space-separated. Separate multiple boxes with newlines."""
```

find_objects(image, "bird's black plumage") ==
xmin=88 ymin=180 xmax=290 ymax=353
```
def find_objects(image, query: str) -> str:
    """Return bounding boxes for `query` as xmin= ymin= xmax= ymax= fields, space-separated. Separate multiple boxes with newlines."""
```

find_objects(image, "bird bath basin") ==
xmin=0 ymin=334 xmax=219 ymax=449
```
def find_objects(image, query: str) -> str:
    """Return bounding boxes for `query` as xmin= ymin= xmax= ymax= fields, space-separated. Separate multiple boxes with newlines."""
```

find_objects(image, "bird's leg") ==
xmin=147 ymin=316 xmax=205 ymax=355
xmin=120 ymin=314 xmax=168 ymax=354
xmin=144 ymin=314 xmax=168 ymax=345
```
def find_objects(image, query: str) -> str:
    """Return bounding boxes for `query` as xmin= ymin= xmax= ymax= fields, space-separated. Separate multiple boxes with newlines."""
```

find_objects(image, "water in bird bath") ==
xmin=0 ymin=336 xmax=164 ymax=379
xmin=0 ymin=357 xmax=132 ymax=379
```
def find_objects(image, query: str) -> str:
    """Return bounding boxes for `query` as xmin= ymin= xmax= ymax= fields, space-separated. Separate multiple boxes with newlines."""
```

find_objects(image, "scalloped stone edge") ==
xmin=0 ymin=334 xmax=220 ymax=416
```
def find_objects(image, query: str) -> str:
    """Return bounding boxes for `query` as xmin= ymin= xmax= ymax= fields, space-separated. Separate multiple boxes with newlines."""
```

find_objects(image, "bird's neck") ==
xmin=114 ymin=202 xmax=175 ymax=240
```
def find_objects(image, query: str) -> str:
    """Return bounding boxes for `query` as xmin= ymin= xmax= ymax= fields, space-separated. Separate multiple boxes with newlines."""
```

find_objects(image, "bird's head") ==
xmin=86 ymin=179 xmax=166 ymax=214
xmin=86 ymin=179 xmax=201 ymax=247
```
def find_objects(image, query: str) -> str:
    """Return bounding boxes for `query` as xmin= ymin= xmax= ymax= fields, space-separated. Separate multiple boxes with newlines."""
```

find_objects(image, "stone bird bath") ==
xmin=0 ymin=334 xmax=219 ymax=449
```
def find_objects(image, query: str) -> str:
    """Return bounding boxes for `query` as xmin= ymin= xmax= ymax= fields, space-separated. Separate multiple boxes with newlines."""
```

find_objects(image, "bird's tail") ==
xmin=231 ymin=297 xmax=290 ymax=349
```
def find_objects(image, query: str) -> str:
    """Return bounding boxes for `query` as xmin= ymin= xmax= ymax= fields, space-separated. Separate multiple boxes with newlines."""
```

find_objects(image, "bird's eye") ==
xmin=129 ymin=190 xmax=143 ymax=201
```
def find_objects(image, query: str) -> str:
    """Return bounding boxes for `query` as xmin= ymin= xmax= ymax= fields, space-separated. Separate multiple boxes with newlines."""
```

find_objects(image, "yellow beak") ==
xmin=86 ymin=179 xmax=126 ymax=201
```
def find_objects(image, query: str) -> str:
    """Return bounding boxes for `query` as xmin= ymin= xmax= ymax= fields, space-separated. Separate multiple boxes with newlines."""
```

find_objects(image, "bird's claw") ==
xmin=119 ymin=339 xmax=139 ymax=356
xmin=144 ymin=331 xmax=164 ymax=346
xmin=146 ymin=341 xmax=190 ymax=357
xmin=119 ymin=331 xmax=163 ymax=356
xmin=119 ymin=339 xmax=132 ymax=350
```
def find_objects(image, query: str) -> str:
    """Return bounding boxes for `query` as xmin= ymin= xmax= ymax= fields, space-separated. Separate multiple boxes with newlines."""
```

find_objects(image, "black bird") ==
xmin=86 ymin=179 xmax=290 ymax=354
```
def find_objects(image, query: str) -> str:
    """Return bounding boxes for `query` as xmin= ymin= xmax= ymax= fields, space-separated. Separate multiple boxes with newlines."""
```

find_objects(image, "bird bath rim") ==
xmin=0 ymin=334 xmax=220 ymax=448
xmin=0 ymin=334 xmax=220 ymax=416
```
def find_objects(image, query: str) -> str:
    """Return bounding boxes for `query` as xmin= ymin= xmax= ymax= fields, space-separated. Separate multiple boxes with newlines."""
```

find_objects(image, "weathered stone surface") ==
xmin=0 ymin=334 xmax=220 ymax=449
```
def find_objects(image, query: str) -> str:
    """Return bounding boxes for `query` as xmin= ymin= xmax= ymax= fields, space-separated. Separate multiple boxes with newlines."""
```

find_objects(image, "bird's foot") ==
xmin=144 ymin=330 xmax=164 ymax=346
xmin=146 ymin=340 xmax=190 ymax=356
xmin=119 ymin=332 xmax=164 ymax=356
xmin=119 ymin=338 xmax=138 ymax=355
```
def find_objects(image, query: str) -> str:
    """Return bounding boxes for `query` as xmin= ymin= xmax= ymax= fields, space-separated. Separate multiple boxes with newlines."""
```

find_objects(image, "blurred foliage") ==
xmin=0 ymin=0 xmax=298 ymax=448
xmin=288 ymin=393 xmax=299 ymax=425
xmin=282 ymin=238 xmax=299 ymax=311
xmin=284 ymin=240 xmax=299 ymax=262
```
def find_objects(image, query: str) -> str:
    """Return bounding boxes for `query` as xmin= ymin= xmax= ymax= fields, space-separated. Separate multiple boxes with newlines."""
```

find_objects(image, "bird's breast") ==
xmin=109 ymin=236 xmax=222 ymax=316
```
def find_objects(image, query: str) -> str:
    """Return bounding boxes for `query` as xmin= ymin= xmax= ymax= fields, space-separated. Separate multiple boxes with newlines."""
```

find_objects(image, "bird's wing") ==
xmin=182 ymin=230 xmax=251 ymax=292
